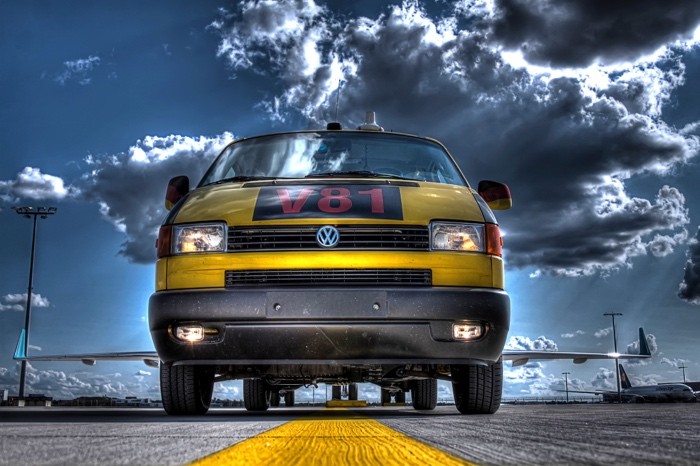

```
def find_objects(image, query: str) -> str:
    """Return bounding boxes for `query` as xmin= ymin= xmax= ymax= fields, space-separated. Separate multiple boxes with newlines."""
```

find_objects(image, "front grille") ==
xmin=228 ymin=225 xmax=429 ymax=251
xmin=225 ymin=269 xmax=432 ymax=287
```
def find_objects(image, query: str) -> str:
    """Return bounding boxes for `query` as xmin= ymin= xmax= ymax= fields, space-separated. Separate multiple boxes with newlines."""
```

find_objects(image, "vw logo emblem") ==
xmin=316 ymin=225 xmax=340 ymax=248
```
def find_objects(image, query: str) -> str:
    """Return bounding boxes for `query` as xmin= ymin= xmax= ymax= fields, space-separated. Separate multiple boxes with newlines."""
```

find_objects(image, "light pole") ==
xmin=562 ymin=372 xmax=570 ymax=403
xmin=603 ymin=312 xmax=623 ymax=403
xmin=13 ymin=206 xmax=57 ymax=403
xmin=679 ymin=365 xmax=687 ymax=384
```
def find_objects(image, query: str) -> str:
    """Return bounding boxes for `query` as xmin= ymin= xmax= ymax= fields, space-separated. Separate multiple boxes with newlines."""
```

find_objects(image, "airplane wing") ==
xmin=13 ymin=330 xmax=160 ymax=368
xmin=502 ymin=327 xmax=651 ymax=367
xmin=13 ymin=327 xmax=652 ymax=370
xmin=502 ymin=350 xmax=650 ymax=367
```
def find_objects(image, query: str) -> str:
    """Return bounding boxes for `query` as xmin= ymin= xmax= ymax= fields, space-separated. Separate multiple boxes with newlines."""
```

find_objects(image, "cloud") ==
xmin=660 ymin=357 xmax=688 ymax=368
xmin=0 ymin=364 xmax=160 ymax=399
xmin=28 ymin=345 xmax=42 ymax=352
xmin=678 ymin=226 xmax=700 ymax=304
xmin=504 ymin=335 xmax=558 ymax=351
xmin=591 ymin=367 xmax=615 ymax=390
xmin=0 ymin=167 xmax=79 ymax=203
xmin=210 ymin=0 xmax=700 ymax=278
xmin=504 ymin=364 xmax=546 ymax=384
xmin=490 ymin=0 xmax=700 ymax=68
xmin=594 ymin=327 xmax=612 ymax=338
xmin=79 ymin=133 xmax=234 ymax=263
xmin=560 ymin=330 xmax=585 ymax=339
xmin=209 ymin=0 xmax=347 ymax=120
xmin=0 ymin=293 xmax=50 ymax=312
xmin=54 ymin=55 xmax=101 ymax=85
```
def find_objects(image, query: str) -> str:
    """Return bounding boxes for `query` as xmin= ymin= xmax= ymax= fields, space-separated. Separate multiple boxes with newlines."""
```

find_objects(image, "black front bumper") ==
xmin=149 ymin=287 xmax=509 ymax=365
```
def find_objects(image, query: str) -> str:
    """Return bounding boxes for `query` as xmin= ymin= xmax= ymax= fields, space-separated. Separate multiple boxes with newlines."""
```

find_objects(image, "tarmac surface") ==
xmin=1 ymin=403 xmax=698 ymax=465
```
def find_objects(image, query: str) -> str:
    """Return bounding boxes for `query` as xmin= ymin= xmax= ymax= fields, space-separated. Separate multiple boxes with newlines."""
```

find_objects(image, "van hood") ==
xmin=173 ymin=179 xmax=486 ymax=226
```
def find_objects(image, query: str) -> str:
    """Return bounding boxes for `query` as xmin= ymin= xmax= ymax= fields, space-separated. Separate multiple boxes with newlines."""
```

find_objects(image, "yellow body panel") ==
xmin=162 ymin=251 xmax=502 ymax=290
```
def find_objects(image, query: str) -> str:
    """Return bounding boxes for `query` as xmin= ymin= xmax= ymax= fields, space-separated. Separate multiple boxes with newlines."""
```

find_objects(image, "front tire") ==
xmin=244 ymin=379 xmax=270 ymax=411
xmin=451 ymin=359 xmax=503 ymax=415
xmin=411 ymin=379 xmax=437 ymax=410
xmin=160 ymin=363 xmax=214 ymax=415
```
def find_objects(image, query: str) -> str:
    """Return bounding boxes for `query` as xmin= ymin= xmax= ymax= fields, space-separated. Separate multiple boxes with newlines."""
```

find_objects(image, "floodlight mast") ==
xmin=13 ymin=207 xmax=57 ymax=403
xmin=562 ymin=371 xmax=570 ymax=403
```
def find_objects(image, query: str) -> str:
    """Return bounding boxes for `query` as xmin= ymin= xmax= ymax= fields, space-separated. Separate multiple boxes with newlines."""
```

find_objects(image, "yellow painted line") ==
xmin=325 ymin=399 xmax=367 ymax=407
xmin=191 ymin=410 xmax=472 ymax=466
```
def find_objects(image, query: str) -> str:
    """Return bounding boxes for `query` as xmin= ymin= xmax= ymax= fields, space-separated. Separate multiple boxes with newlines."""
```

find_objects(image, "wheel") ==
xmin=285 ymin=390 xmax=295 ymax=407
xmin=270 ymin=390 xmax=280 ymax=407
xmin=332 ymin=385 xmax=341 ymax=400
xmin=348 ymin=383 xmax=358 ymax=401
xmin=160 ymin=363 xmax=214 ymax=415
xmin=244 ymin=379 xmax=270 ymax=411
xmin=411 ymin=379 xmax=437 ymax=410
xmin=451 ymin=359 xmax=503 ymax=415
xmin=395 ymin=390 xmax=406 ymax=403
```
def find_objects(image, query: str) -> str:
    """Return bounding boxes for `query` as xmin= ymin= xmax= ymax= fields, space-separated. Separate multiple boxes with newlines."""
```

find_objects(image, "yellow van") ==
xmin=150 ymin=114 xmax=512 ymax=415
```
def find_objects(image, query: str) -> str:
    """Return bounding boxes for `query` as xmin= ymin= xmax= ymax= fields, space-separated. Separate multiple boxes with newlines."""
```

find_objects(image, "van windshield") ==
xmin=199 ymin=131 xmax=467 ymax=187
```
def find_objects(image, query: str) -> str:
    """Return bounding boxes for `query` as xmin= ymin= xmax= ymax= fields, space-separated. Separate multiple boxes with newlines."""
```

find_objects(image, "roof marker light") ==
xmin=357 ymin=111 xmax=384 ymax=131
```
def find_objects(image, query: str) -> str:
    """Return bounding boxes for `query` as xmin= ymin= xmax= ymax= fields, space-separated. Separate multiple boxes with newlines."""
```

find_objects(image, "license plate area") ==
xmin=266 ymin=291 xmax=388 ymax=318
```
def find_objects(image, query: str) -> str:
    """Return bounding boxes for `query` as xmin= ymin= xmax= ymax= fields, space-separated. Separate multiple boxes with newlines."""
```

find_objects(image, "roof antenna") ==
xmin=327 ymin=80 xmax=344 ymax=130
xmin=334 ymin=79 xmax=344 ymax=121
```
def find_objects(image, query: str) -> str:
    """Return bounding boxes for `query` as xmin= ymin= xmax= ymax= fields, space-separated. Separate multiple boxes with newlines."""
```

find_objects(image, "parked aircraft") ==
xmin=566 ymin=364 xmax=697 ymax=403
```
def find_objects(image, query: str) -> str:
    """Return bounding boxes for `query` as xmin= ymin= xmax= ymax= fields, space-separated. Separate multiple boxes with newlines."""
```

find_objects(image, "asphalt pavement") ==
xmin=0 ymin=404 xmax=697 ymax=465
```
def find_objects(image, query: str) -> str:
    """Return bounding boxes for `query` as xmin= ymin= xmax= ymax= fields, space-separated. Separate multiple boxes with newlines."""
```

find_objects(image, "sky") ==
xmin=1 ymin=0 xmax=700 ymax=402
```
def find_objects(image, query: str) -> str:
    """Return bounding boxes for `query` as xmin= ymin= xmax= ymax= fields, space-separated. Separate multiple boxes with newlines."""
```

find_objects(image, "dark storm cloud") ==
xmin=211 ymin=0 xmax=698 ymax=277
xmin=79 ymin=134 xmax=234 ymax=264
xmin=678 ymin=227 xmax=700 ymax=304
xmin=490 ymin=0 xmax=700 ymax=67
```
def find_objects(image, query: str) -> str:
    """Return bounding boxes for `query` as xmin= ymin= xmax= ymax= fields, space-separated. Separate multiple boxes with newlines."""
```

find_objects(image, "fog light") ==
xmin=175 ymin=325 xmax=204 ymax=342
xmin=452 ymin=323 xmax=484 ymax=341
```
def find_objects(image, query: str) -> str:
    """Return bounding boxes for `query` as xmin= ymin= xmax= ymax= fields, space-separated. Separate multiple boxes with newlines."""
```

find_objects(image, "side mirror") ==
xmin=477 ymin=180 xmax=512 ymax=210
xmin=165 ymin=176 xmax=190 ymax=210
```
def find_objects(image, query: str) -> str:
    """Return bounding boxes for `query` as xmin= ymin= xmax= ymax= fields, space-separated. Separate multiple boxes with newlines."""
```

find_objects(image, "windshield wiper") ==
xmin=305 ymin=170 xmax=416 ymax=181
xmin=208 ymin=175 xmax=284 ymax=186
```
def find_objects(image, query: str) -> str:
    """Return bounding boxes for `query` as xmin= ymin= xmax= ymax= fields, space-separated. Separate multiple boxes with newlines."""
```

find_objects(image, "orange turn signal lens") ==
xmin=485 ymin=224 xmax=502 ymax=257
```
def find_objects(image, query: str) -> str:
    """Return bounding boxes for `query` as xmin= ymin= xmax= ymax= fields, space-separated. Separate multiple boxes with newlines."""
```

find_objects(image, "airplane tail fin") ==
xmin=619 ymin=364 xmax=632 ymax=389
xmin=638 ymin=328 xmax=651 ymax=356
xmin=13 ymin=330 xmax=27 ymax=360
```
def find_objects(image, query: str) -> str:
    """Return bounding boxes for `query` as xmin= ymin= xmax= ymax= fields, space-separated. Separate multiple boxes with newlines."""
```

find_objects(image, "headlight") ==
xmin=172 ymin=223 xmax=226 ymax=254
xmin=431 ymin=222 xmax=484 ymax=252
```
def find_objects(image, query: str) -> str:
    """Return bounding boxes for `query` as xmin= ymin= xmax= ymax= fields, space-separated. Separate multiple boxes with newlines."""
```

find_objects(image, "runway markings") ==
xmin=191 ymin=409 xmax=471 ymax=465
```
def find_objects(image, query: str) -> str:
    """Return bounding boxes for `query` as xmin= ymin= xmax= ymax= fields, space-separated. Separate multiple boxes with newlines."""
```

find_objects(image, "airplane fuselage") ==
xmin=603 ymin=384 xmax=696 ymax=402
